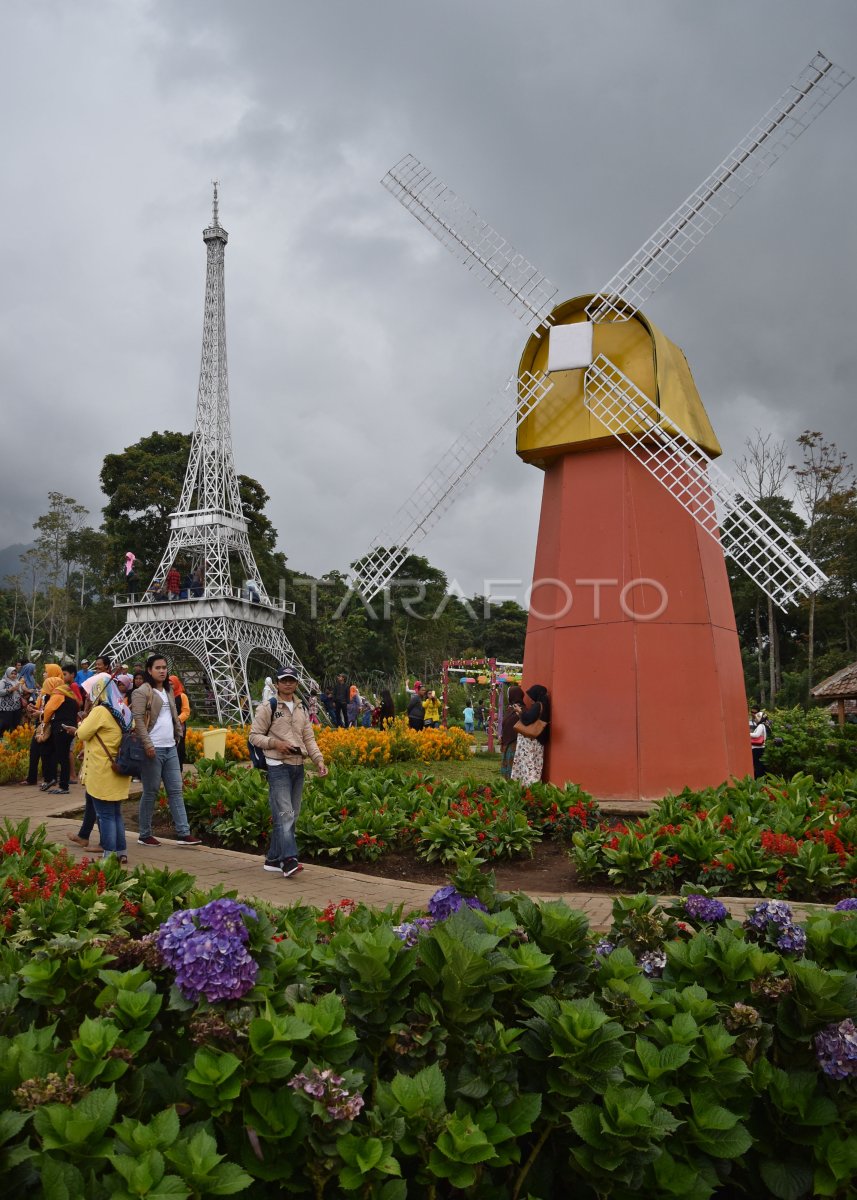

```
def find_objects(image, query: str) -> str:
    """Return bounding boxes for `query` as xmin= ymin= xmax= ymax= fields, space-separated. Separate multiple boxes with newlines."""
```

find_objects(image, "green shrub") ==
xmin=765 ymin=706 xmax=857 ymax=779
xmin=2 ymin=821 xmax=857 ymax=1198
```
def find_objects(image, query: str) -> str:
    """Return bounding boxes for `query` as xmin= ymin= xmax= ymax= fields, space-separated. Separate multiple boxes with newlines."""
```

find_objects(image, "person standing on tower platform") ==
xmin=166 ymin=565 xmax=182 ymax=600
xmin=250 ymin=665 xmax=328 ymax=877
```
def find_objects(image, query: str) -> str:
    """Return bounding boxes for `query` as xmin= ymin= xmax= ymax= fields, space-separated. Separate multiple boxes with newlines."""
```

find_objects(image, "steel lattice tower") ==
xmin=103 ymin=186 xmax=304 ymax=722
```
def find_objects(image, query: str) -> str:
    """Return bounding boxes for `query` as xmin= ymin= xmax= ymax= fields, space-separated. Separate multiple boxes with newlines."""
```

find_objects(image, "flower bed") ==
xmin=182 ymin=763 xmax=600 ymax=864
xmin=184 ymin=725 xmax=250 ymax=764
xmin=2 ymin=820 xmax=857 ymax=1198
xmin=314 ymin=717 xmax=473 ymax=766
xmin=572 ymin=772 xmax=857 ymax=902
xmin=0 ymin=724 xmax=31 ymax=784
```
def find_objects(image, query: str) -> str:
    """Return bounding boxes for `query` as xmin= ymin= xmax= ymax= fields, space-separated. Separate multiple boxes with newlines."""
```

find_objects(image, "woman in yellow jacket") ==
xmin=74 ymin=674 xmax=132 ymax=863
xmin=423 ymin=690 xmax=441 ymax=728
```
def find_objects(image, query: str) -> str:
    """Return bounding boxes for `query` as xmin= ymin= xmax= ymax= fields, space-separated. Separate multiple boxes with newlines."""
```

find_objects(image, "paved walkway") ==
xmin=0 ymin=783 xmax=825 ymax=931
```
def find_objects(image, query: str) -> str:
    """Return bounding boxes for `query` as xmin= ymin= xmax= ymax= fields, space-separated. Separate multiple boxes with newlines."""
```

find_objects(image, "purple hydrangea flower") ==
xmin=814 ymin=1018 xmax=857 ymax=1080
xmin=427 ymin=886 xmax=488 ymax=922
xmin=775 ymin=924 xmax=807 ymax=955
xmin=393 ymin=918 xmax=435 ymax=947
xmin=288 ymin=1067 xmax=365 ymax=1120
xmin=684 ymin=895 xmax=729 ymax=923
xmin=744 ymin=900 xmax=794 ymax=932
xmin=834 ymin=898 xmax=857 ymax=912
xmin=157 ymin=898 xmax=258 ymax=1003
xmin=594 ymin=939 xmax=615 ymax=957
xmin=638 ymin=949 xmax=667 ymax=978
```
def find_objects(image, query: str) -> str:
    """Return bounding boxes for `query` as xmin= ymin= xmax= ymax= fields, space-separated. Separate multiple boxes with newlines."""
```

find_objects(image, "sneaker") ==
xmin=263 ymin=860 xmax=284 ymax=873
xmin=282 ymin=857 xmax=303 ymax=877
xmin=175 ymin=834 xmax=202 ymax=846
xmin=138 ymin=835 xmax=161 ymax=846
xmin=48 ymin=788 xmax=70 ymax=795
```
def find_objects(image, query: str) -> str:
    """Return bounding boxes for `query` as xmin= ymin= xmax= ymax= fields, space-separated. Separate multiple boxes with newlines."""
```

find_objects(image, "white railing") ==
xmin=113 ymin=588 xmax=296 ymax=615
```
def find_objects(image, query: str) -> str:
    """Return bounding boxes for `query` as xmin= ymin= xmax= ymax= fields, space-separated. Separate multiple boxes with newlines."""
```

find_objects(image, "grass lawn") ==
xmin=394 ymin=750 xmax=503 ymax=786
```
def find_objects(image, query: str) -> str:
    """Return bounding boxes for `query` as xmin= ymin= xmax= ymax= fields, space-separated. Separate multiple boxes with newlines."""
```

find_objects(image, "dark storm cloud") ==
xmin=1 ymin=0 xmax=855 ymax=601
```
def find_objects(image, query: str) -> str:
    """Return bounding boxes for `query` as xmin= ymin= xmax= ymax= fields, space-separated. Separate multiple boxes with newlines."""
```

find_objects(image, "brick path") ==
xmin=0 ymin=782 xmax=825 ymax=931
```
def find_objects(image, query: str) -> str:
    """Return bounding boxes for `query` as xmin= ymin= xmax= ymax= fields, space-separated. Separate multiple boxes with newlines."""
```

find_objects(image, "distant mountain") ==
xmin=0 ymin=543 xmax=34 ymax=585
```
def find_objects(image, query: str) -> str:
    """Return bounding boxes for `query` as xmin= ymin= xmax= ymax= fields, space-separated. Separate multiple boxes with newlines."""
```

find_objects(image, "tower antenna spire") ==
xmin=212 ymin=179 xmax=220 ymax=227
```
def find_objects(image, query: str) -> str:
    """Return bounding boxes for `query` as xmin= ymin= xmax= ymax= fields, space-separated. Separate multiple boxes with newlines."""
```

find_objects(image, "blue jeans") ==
xmin=91 ymin=795 xmax=126 ymax=856
xmin=139 ymin=744 xmax=190 ymax=838
xmin=77 ymin=793 xmax=98 ymax=840
xmin=266 ymin=763 xmax=304 ymax=862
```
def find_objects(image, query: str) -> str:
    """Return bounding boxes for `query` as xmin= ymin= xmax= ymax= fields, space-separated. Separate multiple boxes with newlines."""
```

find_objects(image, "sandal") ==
xmin=39 ymin=781 xmax=56 ymax=792
xmin=117 ymin=855 xmax=128 ymax=866
xmin=68 ymin=834 xmax=89 ymax=848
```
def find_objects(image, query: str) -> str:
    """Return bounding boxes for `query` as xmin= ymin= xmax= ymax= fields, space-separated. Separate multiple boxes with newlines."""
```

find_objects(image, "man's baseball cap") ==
xmin=81 ymin=659 xmax=90 ymax=665
xmin=277 ymin=665 xmax=300 ymax=680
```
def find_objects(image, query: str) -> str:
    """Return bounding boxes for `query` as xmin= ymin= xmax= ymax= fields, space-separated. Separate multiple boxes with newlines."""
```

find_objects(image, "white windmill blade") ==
xmin=583 ymin=354 xmax=828 ymax=609
xmin=353 ymin=370 xmax=554 ymax=600
xmin=586 ymin=51 xmax=853 ymax=324
xmin=382 ymin=154 xmax=559 ymax=332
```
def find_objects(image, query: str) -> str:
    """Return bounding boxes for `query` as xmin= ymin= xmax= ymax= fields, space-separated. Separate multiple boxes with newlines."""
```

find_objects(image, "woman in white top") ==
xmin=131 ymin=654 xmax=200 ymax=847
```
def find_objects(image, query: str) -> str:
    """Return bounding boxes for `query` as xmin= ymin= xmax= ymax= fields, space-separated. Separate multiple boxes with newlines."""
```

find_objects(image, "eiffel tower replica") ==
xmin=103 ymin=185 xmax=302 ymax=723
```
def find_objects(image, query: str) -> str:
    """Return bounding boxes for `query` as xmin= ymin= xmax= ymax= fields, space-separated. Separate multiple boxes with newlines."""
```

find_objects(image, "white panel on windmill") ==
xmin=546 ymin=322 xmax=594 ymax=374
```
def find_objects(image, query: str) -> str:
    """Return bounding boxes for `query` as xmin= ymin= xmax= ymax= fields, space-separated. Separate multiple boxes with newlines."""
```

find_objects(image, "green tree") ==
xmin=101 ymin=430 xmax=191 ymax=581
xmin=30 ymin=492 xmax=94 ymax=656
xmin=100 ymin=431 xmax=288 ymax=595
xmin=790 ymin=431 xmax=854 ymax=698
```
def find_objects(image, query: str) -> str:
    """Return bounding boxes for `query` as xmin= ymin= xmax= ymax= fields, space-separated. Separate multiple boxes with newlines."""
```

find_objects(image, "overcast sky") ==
xmin=2 ymin=0 xmax=856 ymax=605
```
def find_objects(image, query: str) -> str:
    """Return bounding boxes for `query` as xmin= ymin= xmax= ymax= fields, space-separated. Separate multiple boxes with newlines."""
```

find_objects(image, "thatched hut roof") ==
xmin=811 ymin=662 xmax=857 ymax=701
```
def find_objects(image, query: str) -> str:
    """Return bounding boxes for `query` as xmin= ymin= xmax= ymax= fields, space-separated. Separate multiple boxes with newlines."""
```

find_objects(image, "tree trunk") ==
xmin=807 ymin=593 xmax=816 ymax=702
xmin=767 ymin=597 xmax=778 ymax=706
xmin=755 ymin=603 xmax=766 ymax=706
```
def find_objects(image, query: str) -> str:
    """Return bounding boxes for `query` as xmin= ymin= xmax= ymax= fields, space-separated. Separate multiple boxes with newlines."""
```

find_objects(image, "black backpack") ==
xmin=248 ymin=698 xmax=277 ymax=771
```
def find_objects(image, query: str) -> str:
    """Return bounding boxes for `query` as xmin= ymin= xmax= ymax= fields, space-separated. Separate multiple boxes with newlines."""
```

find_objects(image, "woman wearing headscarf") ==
xmin=500 ymin=685 xmax=525 ymax=780
xmin=510 ymin=684 xmax=551 ymax=787
xmin=346 ymin=689 xmax=362 ymax=728
xmin=73 ymin=673 xmax=132 ymax=862
xmin=25 ymin=664 xmax=63 ymax=789
xmin=42 ymin=664 xmax=83 ymax=794
xmin=114 ymin=673 xmax=134 ymax=708
xmin=170 ymin=675 xmax=191 ymax=766
xmin=0 ymin=666 xmax=24 ymax=736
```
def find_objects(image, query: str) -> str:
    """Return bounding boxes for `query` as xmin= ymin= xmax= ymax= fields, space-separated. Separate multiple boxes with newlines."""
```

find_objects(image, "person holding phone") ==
xmin=42 ymin=664 xmax=82 ymax=794
xmin=249 ymin=665 xmax=328 ymax=877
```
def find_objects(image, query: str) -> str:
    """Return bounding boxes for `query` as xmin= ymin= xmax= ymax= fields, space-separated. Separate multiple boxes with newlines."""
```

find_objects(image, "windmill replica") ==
xmin=103 ymin=186 xmax=304 ymax=724
xmin=355 ymin=51 xmax=852 ymax=800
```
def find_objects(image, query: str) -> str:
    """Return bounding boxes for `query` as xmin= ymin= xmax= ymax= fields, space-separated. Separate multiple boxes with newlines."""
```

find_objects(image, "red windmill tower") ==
xmin=354 ymin=51 xmax=851 ymax=800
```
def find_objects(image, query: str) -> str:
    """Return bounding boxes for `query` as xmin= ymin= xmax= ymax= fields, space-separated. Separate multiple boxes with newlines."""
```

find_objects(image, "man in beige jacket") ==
xmin=249 ymin=664 xmax=328 ymax=876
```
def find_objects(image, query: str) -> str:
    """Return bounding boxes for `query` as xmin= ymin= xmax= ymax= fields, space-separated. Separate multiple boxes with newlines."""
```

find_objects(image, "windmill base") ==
xmin=521 ymin=444 xmax=752 ymax=801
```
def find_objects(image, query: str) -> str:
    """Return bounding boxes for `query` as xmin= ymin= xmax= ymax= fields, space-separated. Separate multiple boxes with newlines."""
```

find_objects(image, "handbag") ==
xmin=514 ymin=701 xmax=547 ymax=739
xmin=514 ymin=717 xmax=547 ymax=738
xmin=34 ymin=723 xmax=50 ymax=743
